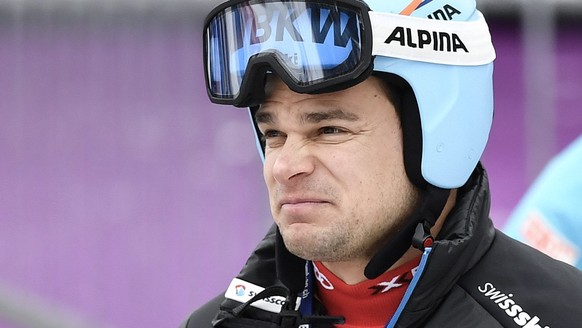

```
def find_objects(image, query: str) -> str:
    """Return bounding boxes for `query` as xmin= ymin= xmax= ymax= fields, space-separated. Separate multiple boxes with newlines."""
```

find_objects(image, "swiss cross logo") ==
xmin=370 ymin=276 xmax=404 ymax=294
xmin=369 ymin=266 xmax=418 ymax=295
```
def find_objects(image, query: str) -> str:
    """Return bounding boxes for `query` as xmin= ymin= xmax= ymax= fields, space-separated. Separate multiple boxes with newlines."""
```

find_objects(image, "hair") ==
xmin=372 ymin=72 xmax=406 ymax=128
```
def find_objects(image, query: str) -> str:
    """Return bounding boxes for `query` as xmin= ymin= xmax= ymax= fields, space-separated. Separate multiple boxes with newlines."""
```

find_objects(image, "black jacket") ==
xmin=182 ymin=166 xmax=582 ymax=327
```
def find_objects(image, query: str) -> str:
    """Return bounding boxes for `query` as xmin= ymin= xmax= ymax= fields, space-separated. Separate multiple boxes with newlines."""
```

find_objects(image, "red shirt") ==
xmin=313 ymin=257 xmax=421 ymax=328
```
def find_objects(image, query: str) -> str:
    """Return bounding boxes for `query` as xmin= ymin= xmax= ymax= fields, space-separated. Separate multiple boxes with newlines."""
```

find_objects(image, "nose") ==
xmin=270 ymin=136 xmax=315 ymax=184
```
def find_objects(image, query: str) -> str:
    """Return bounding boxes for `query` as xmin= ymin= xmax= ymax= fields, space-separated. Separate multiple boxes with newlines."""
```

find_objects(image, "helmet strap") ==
xmin=364 ymin=185 xmax=450 ymax=279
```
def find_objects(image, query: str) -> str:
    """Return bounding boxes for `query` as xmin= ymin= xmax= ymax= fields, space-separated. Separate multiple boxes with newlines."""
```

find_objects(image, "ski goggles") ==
xmin=204 ymin=0 xmax=372 ymax=107
xmin=203 ymin=0 xmax=496 ymax=107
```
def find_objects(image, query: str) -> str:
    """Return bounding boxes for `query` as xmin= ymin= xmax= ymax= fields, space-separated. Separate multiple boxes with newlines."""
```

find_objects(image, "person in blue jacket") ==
xmin=504 ymin=135 xmax=582 ymax=269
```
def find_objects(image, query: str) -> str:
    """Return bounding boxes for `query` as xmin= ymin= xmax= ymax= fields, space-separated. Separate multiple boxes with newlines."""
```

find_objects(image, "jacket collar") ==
xmin=395 ymin=163 xmax=496 ymax=326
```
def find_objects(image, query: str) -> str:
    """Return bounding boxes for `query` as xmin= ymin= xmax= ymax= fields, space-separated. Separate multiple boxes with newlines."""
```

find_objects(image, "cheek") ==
xmin=262 ymin=156 xmax=276 ymax=184
xmin=348 ymin=148 xmax=408 ymax=200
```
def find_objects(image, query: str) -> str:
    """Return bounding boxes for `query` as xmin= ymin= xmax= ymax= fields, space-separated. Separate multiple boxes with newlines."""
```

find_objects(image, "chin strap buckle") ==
xmin=412 ymin=221 xmax=434 ymax=251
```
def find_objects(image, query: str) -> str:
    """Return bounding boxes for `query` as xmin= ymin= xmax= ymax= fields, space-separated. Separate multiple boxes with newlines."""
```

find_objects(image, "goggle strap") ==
xmin=370 ymin=11 xmax=496 ymax=66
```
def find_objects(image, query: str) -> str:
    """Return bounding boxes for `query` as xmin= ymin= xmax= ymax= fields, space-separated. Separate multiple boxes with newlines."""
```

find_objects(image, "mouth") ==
xmin=279 ymin=198 xmax=330 ymax=209
xmin=276 ymin=196 xmax=333 ymax=225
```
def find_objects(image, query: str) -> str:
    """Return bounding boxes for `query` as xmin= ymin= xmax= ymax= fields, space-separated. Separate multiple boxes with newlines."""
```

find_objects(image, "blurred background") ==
xmin=0 ymin=0 xmax=580 ymax=327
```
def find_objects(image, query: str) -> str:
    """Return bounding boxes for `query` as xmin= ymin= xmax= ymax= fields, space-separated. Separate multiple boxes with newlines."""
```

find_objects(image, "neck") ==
xmin=322 ymin=189 xmax=457 ymax=285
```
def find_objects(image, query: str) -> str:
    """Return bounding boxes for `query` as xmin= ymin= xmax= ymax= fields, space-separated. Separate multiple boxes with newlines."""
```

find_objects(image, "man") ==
xmin=183 ymin=0 xmax=582 ymax=327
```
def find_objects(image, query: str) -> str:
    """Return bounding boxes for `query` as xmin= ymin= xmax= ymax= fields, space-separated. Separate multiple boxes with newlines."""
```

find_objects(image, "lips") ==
xmin=275 ymin=195 xmax=333 ymax=226
xmin=278 ymin=197 xmax=330 ymax=209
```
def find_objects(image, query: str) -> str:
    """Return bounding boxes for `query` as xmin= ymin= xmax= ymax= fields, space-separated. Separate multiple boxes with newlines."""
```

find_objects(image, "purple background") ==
xmin=0 ymin=8 xmax=580 ymax=328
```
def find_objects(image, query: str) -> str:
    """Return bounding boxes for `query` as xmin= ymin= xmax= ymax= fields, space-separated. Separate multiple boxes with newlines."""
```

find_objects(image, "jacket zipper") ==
xmin=385 ymin=247 xmax=433 ymax=328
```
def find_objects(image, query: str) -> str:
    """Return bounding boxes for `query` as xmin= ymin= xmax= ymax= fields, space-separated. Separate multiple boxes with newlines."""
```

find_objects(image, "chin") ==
xmin=282 ymin=233 xmax=343 ymax=262
xmin=286 ymin=243 xmax=321 ymax=261
xmin=281 ymin=228 xmax=318 ymax=258
xmin=281 ymin=225 xmax=311 ymax=245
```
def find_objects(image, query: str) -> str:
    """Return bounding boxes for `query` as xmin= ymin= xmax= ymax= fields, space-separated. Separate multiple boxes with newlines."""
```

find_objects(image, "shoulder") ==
xmin=179 ymin=293 xmax=224 ymax=328
xmin=457 ymin=230 xmax=582 ymax=327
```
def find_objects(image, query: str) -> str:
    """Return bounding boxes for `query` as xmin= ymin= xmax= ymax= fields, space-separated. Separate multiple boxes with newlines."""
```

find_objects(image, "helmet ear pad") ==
xmin=373 ymin=72 xmax=426 ymax=190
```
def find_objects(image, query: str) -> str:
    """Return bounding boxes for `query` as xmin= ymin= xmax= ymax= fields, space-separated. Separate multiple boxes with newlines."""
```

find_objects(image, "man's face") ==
xmin=255 ymin=76 xmax=420 ymax=263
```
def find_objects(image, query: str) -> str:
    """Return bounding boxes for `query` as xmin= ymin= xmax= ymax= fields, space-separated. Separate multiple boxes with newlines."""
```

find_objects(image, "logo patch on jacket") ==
xmin=478 ymin=282 xmax=550 ymax=328
xmin=225 ymin=278 xmax=301 ymax=313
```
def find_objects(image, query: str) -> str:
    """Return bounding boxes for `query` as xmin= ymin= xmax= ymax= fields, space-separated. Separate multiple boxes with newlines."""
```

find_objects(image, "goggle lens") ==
xmin=205 ymin=1 xmax=366 ymax=103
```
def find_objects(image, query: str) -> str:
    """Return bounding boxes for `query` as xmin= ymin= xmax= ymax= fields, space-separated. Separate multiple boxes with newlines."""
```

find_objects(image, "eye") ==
xmin=320 ymin=126 xmax=344 ymax=135
xmin=261 ymin=129 xmax=281 ymax=139
xmin=260 ymin=129 xmax=286 ymax=147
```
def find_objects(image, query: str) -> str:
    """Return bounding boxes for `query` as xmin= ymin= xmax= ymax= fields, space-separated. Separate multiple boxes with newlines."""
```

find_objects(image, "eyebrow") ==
xmin=255 ymin=109 xmax=360 ymax=125
xmin=304 ymin=109 xmax=360 ymax=123
xmin=254 ymin=110 xmax=275 ymax=124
